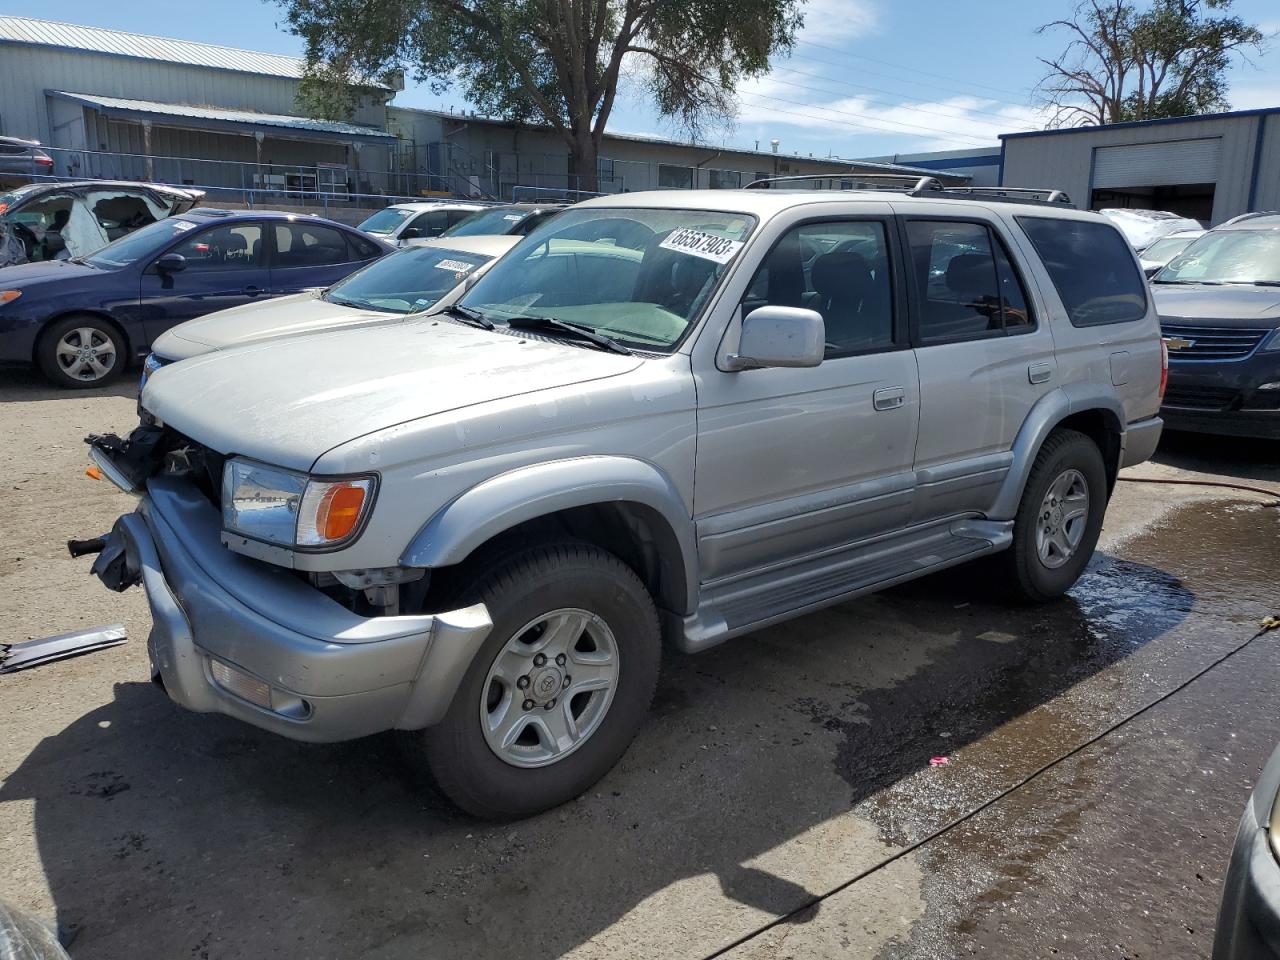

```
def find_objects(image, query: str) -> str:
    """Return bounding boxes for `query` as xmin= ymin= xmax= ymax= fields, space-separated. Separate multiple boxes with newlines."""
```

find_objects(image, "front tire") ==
xmin=418 ymin=541 xmax=661 ymax=820
xmin=37 ymin=315 xmax=126 ymax=389
xmin=1002 ymin=428 xmax=1107 ymax=602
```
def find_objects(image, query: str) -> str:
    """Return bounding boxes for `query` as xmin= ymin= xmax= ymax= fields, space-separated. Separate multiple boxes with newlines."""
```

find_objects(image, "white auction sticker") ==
xmin=658 ymin=228 xmax=744 ymax=264
xmin=433 ymin=259 xmax=477 ymax=273
xmin=503 ymin=214 xmax=523 ymax=221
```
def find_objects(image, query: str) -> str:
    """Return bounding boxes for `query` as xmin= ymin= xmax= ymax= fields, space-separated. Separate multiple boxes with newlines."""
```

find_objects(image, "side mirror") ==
xmin=156 ymin=253 xmax=186 ymax=273
xmin=400 ymin=227 xmax=423 ymax=240
xmin=725 ymin=306 xmax=825 ymax=371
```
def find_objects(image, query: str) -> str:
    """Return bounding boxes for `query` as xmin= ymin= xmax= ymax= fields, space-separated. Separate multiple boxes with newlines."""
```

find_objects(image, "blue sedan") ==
xmin=0 ymin=208 xmax=391 ymax=388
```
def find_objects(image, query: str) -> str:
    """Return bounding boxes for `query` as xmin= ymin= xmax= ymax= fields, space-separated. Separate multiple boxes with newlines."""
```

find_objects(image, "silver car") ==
xmin=78 ymin=180 xmax=1165 ymax=819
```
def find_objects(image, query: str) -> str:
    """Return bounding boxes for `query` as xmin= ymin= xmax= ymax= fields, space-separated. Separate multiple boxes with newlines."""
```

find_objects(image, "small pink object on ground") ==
xmin=929 ymin=756 xmax=950 ymax=767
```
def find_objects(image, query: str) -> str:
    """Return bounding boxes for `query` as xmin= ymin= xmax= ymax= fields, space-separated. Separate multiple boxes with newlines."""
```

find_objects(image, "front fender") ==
xmin=988 ymin=385 xmax=1124 ymax=520
xmin=401 ymin=456 xmax=699 ymax=613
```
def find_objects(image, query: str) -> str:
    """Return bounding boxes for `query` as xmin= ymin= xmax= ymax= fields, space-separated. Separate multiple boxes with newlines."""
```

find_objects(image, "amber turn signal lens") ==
xmin=319 ymin=484 xmax=367 ymax=542
xmin=0 ymin=290 xmax=22 ymax=305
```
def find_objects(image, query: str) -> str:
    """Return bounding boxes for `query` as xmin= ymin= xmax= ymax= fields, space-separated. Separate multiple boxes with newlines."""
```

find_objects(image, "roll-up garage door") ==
xmin=1092 ymin=138 xmax=1221 ymax=187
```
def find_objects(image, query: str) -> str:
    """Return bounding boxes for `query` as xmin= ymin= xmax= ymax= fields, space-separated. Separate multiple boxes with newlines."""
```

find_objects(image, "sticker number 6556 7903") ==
xmin=658 ymin=228 xmax=745 ymax=264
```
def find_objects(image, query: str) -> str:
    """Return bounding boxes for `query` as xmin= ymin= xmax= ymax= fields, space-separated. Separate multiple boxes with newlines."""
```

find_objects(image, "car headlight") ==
xmin=1260 ymin=327 xmax=1280 ymax=353
xmin=221 ymin=458 xmax=376 ymax=549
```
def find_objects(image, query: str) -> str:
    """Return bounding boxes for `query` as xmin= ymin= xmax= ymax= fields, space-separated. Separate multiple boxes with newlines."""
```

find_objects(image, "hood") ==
xmin=142 ymin=319 xmax=643 ymax=470
xmin=1152 ymin=284 xmax=1280 ymax=327
xmin=151 ymin=292 xmax=393 ymax=361
xmin=0 ymin=258 xmax=103 ymax=288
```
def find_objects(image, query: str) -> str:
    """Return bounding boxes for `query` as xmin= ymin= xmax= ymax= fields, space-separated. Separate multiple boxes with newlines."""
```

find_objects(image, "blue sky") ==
xmin=18 ymin=0 xmax=1280 ymax=158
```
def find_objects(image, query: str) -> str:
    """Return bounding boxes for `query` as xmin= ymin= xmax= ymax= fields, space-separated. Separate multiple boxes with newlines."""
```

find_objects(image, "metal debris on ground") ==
xmin=0 ymin=625 xmax=127 ymax=674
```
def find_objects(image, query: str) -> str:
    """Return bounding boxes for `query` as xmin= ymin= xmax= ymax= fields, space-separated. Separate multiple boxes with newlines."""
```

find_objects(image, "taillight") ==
xmin=35 ymin=157 xmax=53 ymax=167
xmin=1159 ymin=339 xmax=1169 ymax=401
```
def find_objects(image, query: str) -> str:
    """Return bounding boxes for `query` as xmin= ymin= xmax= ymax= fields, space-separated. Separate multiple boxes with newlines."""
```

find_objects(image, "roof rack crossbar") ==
xmin=940 ymin=186 xmax=1073 ymax=206
xmin=744 ymin=173 xmax=946 ymax=195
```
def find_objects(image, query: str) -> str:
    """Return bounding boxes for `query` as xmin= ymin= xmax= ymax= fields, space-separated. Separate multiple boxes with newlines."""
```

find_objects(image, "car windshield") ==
xmin=358 ymin=207 xmax=415 ymax=235
xmin=84 ymin=218 xmax=194 ymax=268
xmin=0 ymin=183 xmax=43 ymax=216
xmin=1142 ymin=235 xmax=1198 ymax=264
xmin=324 ymin=244 xmax=497 ymax=314
xmin=1155 ymin=231 xmax=1280 ymax=284
xmin=444 ymin=207 xmax=531 ymax=237
xmin=457 ymin=207 xmax=757 ymax=351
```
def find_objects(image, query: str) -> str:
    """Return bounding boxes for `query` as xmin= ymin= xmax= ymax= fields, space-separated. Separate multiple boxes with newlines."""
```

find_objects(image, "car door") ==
xmin=270 ymin=221 xmax=377 ymax=293
xmin=137 ymin=220 xmax=269 ymax=343
xmin=692 ymin=210 xmax=921 ymax=583
xmin=899 ymin=211 xmax=1057 ymax=523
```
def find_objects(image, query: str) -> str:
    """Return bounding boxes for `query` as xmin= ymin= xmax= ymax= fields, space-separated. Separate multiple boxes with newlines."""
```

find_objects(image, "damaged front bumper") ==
xmin=82 ymin=476 xmax=492 ymax=743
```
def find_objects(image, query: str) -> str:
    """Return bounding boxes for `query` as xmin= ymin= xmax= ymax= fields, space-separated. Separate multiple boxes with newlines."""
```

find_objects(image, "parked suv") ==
xmin=1151 ymin=212 xmax=1280 ymax=439
xmin=76 ymin=181 xmax=1164 ymax=819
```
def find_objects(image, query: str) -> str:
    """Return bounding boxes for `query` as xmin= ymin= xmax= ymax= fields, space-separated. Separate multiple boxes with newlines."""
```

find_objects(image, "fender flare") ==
xmin=988 ymin=386 xmax=1125 ymax=520
xmin=401 ymin=456 xmax=699 ymax=614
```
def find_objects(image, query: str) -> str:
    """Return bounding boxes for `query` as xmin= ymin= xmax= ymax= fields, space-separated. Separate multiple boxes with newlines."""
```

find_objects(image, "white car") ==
xmin=1099 ymin=208 xmax=1203 ymax=252
xmin=357 ymin=201 xmax=487 ymax=246
xmin=146 ymin=235 xmax=518 ymax=369
xmin=1138 ymin=228 xmax=1205 ymax=277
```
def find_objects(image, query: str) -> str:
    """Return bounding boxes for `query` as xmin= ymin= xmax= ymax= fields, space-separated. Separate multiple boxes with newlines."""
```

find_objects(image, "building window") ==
xmin=597 ymin=157 xmax=615 ymax=184
xmin=709 ymin=169 xmax=741 ymax=190
xmin=658 ymin=164 xmax=694 ymax=189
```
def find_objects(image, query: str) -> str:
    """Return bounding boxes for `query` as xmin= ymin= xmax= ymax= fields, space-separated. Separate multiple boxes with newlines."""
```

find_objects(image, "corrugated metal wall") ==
xmin=1001 ymin=114 xmax=1274 ymax=224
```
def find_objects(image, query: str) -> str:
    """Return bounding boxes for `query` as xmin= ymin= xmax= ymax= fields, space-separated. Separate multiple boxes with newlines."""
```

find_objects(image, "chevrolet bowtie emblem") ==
xmin=1164 ymin=336 xmax=1195 ymax=350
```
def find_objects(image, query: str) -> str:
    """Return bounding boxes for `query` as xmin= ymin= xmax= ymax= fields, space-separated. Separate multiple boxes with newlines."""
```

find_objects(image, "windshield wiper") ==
xmin=504 ymin=315 xmax=633 ymax=355
xmin=1226 ymin=280 xmax=1280 ymax=287
xmin=444 ymin=305 xmax=496 ymax=330
xmin=1152 ymin=278 xmax=1223 ymax=285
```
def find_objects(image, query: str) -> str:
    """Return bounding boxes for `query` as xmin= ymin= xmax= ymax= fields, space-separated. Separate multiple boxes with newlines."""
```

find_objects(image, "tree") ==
xmin=1034 ymin=0 xmax=1265 ymax=127
xmin=278 ymin=0 xmax=804 ymax=191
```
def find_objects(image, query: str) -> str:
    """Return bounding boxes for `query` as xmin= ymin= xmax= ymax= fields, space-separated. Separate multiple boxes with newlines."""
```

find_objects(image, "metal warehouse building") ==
xmin=999 ymin=107 xmax=1280 ymax=225
xmin=0 ymin=15 xmax=964 ymax=210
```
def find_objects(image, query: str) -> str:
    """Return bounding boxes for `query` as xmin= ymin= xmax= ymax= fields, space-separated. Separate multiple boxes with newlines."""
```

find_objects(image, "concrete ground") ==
xmin=1 ymin=367 xmax=1278 ymax=960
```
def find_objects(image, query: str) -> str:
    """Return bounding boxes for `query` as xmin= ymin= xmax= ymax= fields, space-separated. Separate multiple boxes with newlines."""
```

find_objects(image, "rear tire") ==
xmin=37 ymin=315 xmax=126 ymax=389
xmin=1002 ymin=428 xmax=1107 ymax=603
xmin=416 ymin=541 xmax=660 ymax=820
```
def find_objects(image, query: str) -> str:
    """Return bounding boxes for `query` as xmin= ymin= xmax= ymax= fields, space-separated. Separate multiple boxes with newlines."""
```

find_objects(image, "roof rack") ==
xmin=940 ymin=186 xmax=1073 ymax=206
xmin=744 ymin=173 xmax=945 ymax=195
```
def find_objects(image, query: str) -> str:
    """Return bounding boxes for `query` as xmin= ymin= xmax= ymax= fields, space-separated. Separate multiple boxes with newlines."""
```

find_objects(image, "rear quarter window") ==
xmin=1016 ymin=216 xmax=1147 ymax=327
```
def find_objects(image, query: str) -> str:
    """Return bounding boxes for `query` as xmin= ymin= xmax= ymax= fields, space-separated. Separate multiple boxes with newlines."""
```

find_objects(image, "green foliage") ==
xmin=276 ymin=0 xmax=803 ymax=188
xmin=1036 ymin=0 xmax=1266 ymax=126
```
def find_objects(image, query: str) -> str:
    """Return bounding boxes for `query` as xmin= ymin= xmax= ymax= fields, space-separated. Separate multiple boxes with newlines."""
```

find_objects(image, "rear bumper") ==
xmin=96 ymin=478 xmax=491 ymax=742
xmin=1119 ymin=415 xmax=1163 ymax=468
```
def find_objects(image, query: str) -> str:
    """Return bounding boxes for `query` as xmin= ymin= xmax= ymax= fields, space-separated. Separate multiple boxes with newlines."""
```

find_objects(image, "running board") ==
xmin=676 ymin=518 xmax=1012 ymax=653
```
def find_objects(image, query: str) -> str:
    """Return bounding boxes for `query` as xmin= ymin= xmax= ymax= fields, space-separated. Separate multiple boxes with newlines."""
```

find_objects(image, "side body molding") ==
xmin=401 ymin=456 xmax=700 ymax=614
xmin=988 ymin=385 xmax=1125 ymax=520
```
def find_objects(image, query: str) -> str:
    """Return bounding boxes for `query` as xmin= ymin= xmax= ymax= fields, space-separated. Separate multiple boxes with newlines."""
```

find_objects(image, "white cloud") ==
xmin=794 ymin=0 xmax=881 ymax=44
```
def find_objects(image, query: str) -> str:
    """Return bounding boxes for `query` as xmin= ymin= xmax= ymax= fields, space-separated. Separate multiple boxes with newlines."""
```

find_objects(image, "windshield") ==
xmin=457 ymin=207 xmax=757 ymax=351
xmin=0 ymin=183 xmax=43 ymax=216
xmin=358 ymin=207 xmax=415 ymax=235
xmin=1155 ymin=230 xmax=1280 ymax=284
xmin=1142 ymin=235 xmax=1198 ymax=264
xmin=444 ymin=207 xmax=531 ymax=237
xmin=324 ymin=244 xmax=497 ymax=314
xmin=84 ymin=218 xmax=194 ymax=268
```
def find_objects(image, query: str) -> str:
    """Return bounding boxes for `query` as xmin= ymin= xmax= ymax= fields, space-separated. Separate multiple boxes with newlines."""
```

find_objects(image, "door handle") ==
xmin=1028 ymin=361 xmax=1053 ymax=384
xmin=873 ymin=386 xmax=906 ymax=411
xmin=243 ymin=285 xmax=265 ymax=297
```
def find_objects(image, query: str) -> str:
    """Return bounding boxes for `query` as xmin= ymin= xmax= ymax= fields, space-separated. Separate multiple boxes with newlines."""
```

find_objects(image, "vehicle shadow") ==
xmin=8 ymin=504 xmax=1258 ymax=960
xmin=1154 ymin=429 xmax=1280 ymax=485
xmin=0 ymin=367 xmax=138 ymax=403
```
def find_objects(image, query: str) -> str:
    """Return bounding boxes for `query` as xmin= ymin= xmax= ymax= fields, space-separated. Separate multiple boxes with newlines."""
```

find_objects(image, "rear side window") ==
xmin=906 ymin=220 xmax=1033 ymax=343
xmin=1017 ymin=217 xmax=1146 ymax=326
xmin=273 ymin=222 xmax=354 ymax=268
xmin=346 ymin=232 xmax=382 ymax=260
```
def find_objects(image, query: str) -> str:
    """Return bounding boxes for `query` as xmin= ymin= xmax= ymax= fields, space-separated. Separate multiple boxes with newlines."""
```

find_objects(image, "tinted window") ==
xmin=907 ymin=221 xmax=1032 ymax=342
xmin=346 ymin=232 xmax=383 ymax=260
xmin=743 ymin=220 xmax=894 ymax=358
xmin=273 ymin=222 xmax=353 ymax=268
xmin=406 ymin=210 xmax=450 ymax=237
xmin=444 ymin=207 xmax=530 ymax=237
xmin=171 ymin=223 xmax=263 ymax=271
xmin=1017 ymin=217 xmax=1146 ymax=326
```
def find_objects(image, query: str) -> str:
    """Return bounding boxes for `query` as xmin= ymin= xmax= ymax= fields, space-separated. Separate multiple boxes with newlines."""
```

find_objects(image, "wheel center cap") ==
xmin=531 ymin=667 xmax=563 ymax=702
xmin=1050 ymin=506 xmax=1064 ymax=528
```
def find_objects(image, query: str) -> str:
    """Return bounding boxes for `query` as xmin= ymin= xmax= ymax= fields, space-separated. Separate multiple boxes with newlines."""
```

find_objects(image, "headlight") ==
xmin=221 ymin=459 xmax=376 ymax=549
xmin=1260 ymin=328 xmax=1280 ymax=353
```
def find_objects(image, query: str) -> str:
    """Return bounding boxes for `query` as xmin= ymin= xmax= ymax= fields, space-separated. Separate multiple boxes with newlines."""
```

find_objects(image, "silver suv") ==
xmin=77 ymin=178 xmax=1165 ymax=819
